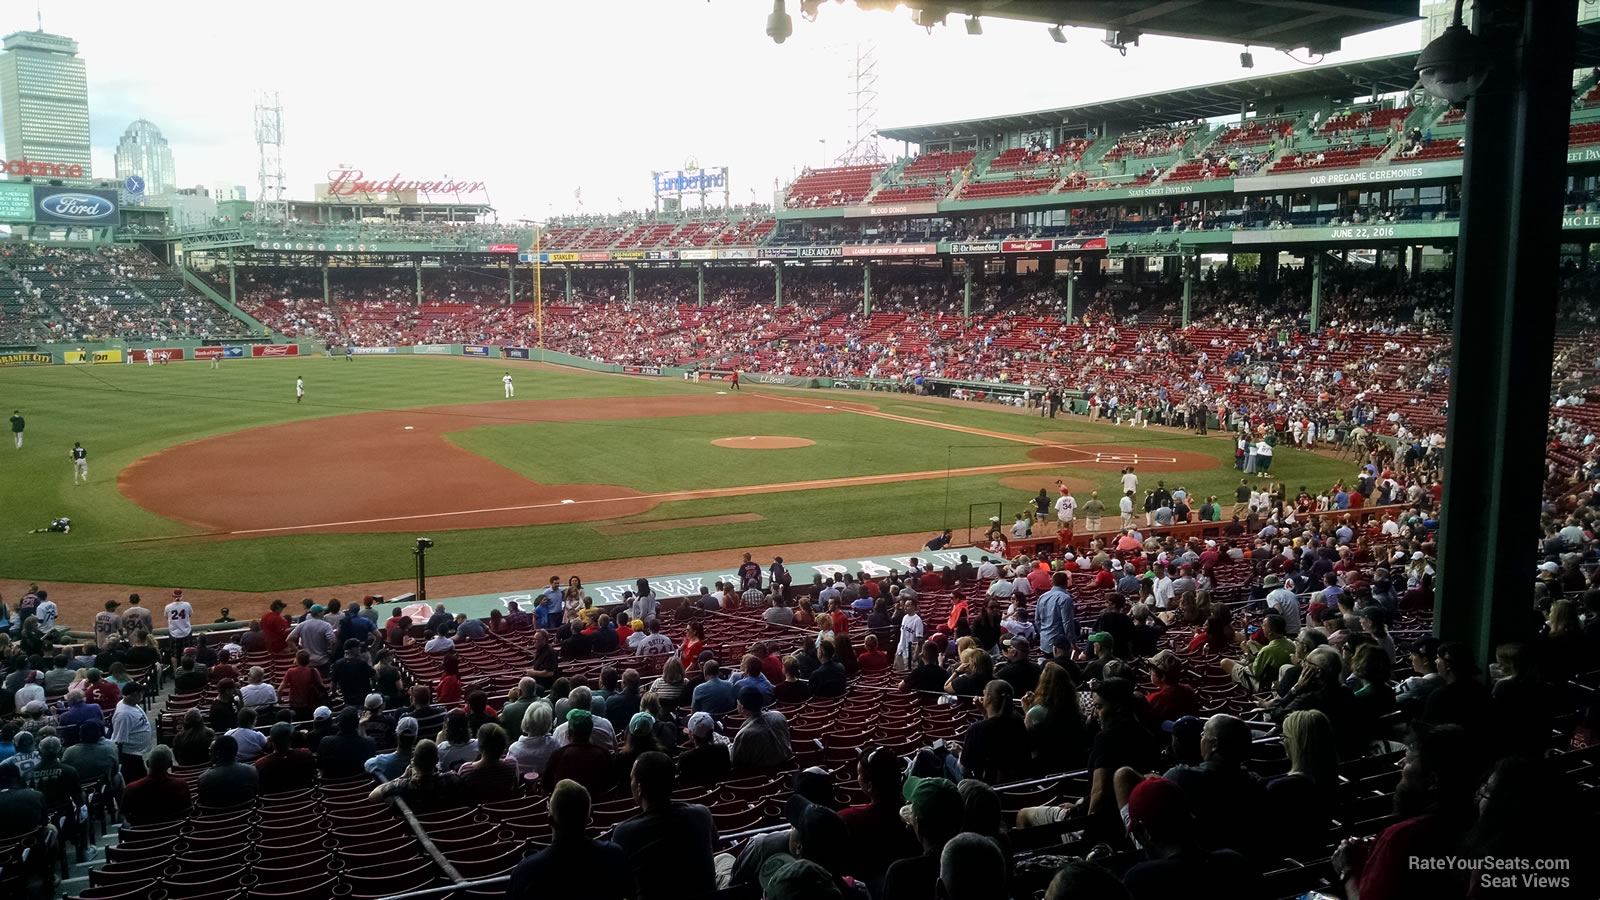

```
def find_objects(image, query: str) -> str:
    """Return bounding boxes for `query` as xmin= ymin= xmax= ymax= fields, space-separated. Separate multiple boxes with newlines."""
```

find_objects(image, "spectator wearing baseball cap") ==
xmin=677 ymin=711 xmax=731 ymax=781
xmin=881 ymin=776 xmax=963 ymax=900
xmin=543 ymin=710 xmax=611 ymax=793
xmin=255 ymin=721 xmax=316 ymax=793
xmin=730 ymin=687 xmax=791 ymax=772
xmin=365 ymin=716 xmax=420 ymax=782
xmin=506 ymin=778 xmax=631 ymax=900
xmin=1120 ymin=776 xmax=1254 ymax=897
xmin=1395 ymin=637 xmax=1443 ymax=714
xmin=753 ymin=793 xmax=863 ymax=898
xmin=995 ymin=636 xmax=1040 ymax=696
xmin=1144 ymin=651 xmax=1200 ymax=724
xmin=1082 ymin=632 xmax=1116 ymax=682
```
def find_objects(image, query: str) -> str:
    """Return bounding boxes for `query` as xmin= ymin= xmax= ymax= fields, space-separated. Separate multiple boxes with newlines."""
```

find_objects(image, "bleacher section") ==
xmin=783 ymin=164 xmax=885 ymax=209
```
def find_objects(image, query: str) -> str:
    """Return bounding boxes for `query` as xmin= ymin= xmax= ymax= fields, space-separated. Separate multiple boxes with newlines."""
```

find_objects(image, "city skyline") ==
xmin=114 ymin=118 xmax=176 ymax=195
xmin=0 ymin=29 xmax=91 ymax=181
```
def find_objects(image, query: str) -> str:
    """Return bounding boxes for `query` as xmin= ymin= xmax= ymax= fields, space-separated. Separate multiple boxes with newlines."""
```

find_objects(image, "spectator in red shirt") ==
xmin=1027 ymin=562 xmax=1054 ymax=595
xmin=435 ymin=654 xmax=464 ymax=705
xmin=119 ymin=744 xmax=191 ymax=826
xmin=857 ymin=635 xmax=890 ymax=671
xmin=919 ymin=566 xmax=944 ymax=592
xmin=1093 ymin=562 xmax=1117 ymax=591
xmin=679 ymin=622 xmax=706 ymax=669
xmin=277 ymin=650 xmax=328 ymax=719
xmin=1143 ymin=651 xmax=1200 ymax=723
xmin=838 ymin=747 xmax=920 ymax=884
xmin=260 ymin=601 xmax=291 ymax=655
xmin=544 ymin=711 xmax=612 ymax=794
xmin=827 ymin=598 xmax=850 ymax=635
xmin=754 ymin=643 xmax=784 ymax=684
xmin=255 ymin=722 xmax=317 ymax=793
xmin=1334 ymin=724 xmax=1478 ymax=900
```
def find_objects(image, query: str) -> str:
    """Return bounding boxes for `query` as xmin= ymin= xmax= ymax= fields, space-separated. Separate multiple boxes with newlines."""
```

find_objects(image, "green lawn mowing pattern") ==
xmin=444 ymin=411 xmax=1034 ymax=492
xmin=0 ymin=361 xmax=1354 ymax=591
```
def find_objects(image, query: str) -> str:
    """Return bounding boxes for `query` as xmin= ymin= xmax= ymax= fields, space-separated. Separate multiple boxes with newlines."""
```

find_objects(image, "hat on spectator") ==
xmin=566 ymin=708 xmax=592 ymax=726
xmin=1162 ymin=715 xmax=1203 ymax=737
xmin=1358 ymin=606 xmax=1387 ymax=626
xmin=1538 ymin=561 xmax=1560 ymax=573
xmin=628 ymin=712 xmax=656 ymax=735
xmin=793 ymin=767 xmax=833 ymax=805
xmin=1087 ymin=632 xmax=1113 ymax=646
xmin=782 ymin=793 xmax=850 ymax=869
xmin=1126 ymin=776 xmax=1191 ymax=836
xmin=687 ymin=711 xmax=715 ymax=739
xmin=759 ymin=858 xmax=841 ymax=900
xmin=1403 ymin=636 xmax=1442 ymax=657
xmin=1262 ymin=575 xmax=1283 ymax=589
xmin=23 ymin=700 xmax=45 ymax=715
xmin=395 ymin=716 xmax=420 ymax=736
xmin=1005 ymin=635 xmax=1030 ymax=651
xmin=364 ymin=693 xmax=384 ymax=710
xmin=309 ymin=604 xmax=327 ymax=616
xmin=1204 ymin=540 xmax=1217 ymax=547
xmin=1146 ymin=650 xmax=1182 ymax=675
xmin=1411 ymin=551 xmax=1425 ymax=561
xmin=313 ymin=706 xmax=332 ymax=720
xmin=902 ymin=776 xmax=962 ymax=825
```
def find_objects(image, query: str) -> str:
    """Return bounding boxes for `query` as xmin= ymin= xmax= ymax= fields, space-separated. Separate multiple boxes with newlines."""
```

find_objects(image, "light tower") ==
xmin=254 ymin=91 xmax=288 ymax=223
xmin=834 ymin=42 xmax=887 ymax=165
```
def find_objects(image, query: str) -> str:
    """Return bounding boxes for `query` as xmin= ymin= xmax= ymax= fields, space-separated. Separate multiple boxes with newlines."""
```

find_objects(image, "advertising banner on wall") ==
xmin=487 ymin=243 xmax=519 ymax=253
xmin=680 ymin=248 xmax=717 ymax=260
xmin=1055 ymin=237 xmax=1108 ymax=251
xmin=644 ymin=250 xmax=678 ymax=261
xmin=797 ymin=246 xmax=843 ymax=258
xmin=34 ymin=187 xmax=119 ymax=225
xmin=192 ymin=346 xmax=245 ymax=360
xmin=843 ymin=243 xmax=937 ymax=257
xmin=612 ymin=250 xmax=646 ymax=261
xmin=758 ymin=247 xmax=798 ymax=259
xmin=948 ymin=241 xmax=1002 ymax=254
xmin=621 ymin=365 xmax=664 ymax=376
xmin=463 ymin=344 xmax=492 ymax=357
xmin=0 ymin=352 xmax=52 ymax=366
xmin=251 ymin=344 xmax=301 ymax=358
xmin=127 ymin=348 xmax=182 ymax=363
xmin=1001 ymin=239 xmax=1054 ymax=254
xmin=503 ymin=346 xmax=531 ymax=360
xmin=353 ymin=346 xmax=398 ymax=355
xmin=0 ymin=182 xmax=34 ymax=222
xmin=720 ymin=248 xmax=756 ymax=260
xmin=548 ymin=252 xmax=581 ymax=263
xmin=578 ymin=251 xmax=611 ymax=262
xmin=412 ymin=344 xmax=453 ymax=354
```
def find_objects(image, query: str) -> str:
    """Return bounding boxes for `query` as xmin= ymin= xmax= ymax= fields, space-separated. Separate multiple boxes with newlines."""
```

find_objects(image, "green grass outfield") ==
xmin=0 ymin=356 xmax=1353 ymax=591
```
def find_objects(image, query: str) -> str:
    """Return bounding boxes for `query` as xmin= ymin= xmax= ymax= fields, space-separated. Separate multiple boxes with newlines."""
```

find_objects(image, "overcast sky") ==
xmin=3 ymin=0 xmax=1422 ymax=221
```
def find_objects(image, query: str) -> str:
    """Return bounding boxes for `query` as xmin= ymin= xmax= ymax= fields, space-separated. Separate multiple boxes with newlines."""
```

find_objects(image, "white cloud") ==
xmin=4 ymin=0 xmax=1420 ymax=220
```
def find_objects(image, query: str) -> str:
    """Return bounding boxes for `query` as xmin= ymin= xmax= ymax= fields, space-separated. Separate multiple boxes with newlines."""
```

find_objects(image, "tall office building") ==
xmin=115 ymin=119 xmax=175 ymax=194
xmin=0 ymin=30 xmax=91 ymax=180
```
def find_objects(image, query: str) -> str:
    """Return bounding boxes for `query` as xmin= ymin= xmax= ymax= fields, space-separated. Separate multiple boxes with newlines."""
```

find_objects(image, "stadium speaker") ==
xmin=1240 ymin=48 xmax=1254 ymax=69
xmin=1048 ymin=25 xmax=1067 ymax=44
xmin=965 ymin=16 xmax=982 ymax=36
xmin=767 ymin=0 xmax=793 ymax=44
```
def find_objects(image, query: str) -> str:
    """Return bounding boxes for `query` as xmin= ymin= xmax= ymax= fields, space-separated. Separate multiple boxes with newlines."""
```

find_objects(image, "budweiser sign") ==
xmin=4 ymin=157 xmax=84 ymax=178
xmin=326 ymin=166 xmax=486 ymax=197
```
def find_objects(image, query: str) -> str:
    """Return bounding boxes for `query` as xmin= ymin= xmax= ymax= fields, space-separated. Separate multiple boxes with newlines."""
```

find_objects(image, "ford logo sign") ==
xmin=40 ymin=192 xmax=114 ymax=220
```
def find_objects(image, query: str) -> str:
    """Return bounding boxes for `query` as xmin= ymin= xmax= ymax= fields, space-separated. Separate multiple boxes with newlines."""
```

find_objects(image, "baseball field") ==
xmin=0 ymin=355 xmax=1351 ymax=618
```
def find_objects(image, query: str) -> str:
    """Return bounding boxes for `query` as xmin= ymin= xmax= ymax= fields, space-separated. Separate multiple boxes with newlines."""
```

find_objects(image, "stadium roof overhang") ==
xmin=877 ymin=52 xmax=1429 ymax=141
xmin=873 ymin=1 xmax=1418 ymax=51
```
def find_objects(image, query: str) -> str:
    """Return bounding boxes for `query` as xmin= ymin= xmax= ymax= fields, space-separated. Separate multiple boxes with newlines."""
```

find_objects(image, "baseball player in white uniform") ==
xmin=503 ymin=372 xmax=514 ymax=398
xmin=70 ymin=442 xmax=88 ymax=484
xmin=295 ymin=376 xmax=305 ymax=404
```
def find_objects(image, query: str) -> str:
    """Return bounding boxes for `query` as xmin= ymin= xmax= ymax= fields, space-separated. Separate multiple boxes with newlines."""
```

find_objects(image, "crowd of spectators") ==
xmin=0 ymin=244 xmax=250 ymax=343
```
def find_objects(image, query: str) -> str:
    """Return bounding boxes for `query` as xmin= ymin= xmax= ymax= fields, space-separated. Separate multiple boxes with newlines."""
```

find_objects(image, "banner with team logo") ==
xmin=251 ymin=344 xmax=300 ymax=358
xmin=503 ymin=346 xmax=531 ymax=360
xmin=463 ymin=344 xmax=492 ymax=357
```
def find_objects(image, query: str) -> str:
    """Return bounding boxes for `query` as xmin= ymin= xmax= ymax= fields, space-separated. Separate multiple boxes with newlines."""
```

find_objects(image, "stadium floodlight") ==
xmin=1048 ymin=25 xmax=1067 ymax=44
xmin=1415 ymin=0 xmax=1485 ymax=104
xmin=1240 ymin=46 xmax=1254 ymax=69
xmin=1102 ymin=29 xmax=1138 ymax=56
xmin=965 ymin=16 xmax=982 ymax=36
xmin=767 ymin=0 xmax=794 ymax=44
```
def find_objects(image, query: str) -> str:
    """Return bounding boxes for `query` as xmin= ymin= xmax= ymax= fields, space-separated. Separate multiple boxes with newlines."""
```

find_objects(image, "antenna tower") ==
xmin=254 ymin=91 xmax=288 ymax=222
xmin=835 ymin=42 xmax=886 ymax=165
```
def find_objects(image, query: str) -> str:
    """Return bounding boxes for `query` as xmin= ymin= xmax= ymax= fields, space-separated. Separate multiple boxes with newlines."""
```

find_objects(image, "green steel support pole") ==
xmin=963 ymin=264 xmax=973 ymax=318
xmin=863 ymin=265 xmax=872 ymax=318
xmin=1065 ymin=267 xmax=1075 ymax=322
xmin=697 ymin=263 xmax=706 ymax=308
xmin=321 ymin=260 xmax=329 ymax=308
xmin=227 ymin=246 xmax=237 ymax=305
xmin=627 ymin=266 xmax=635 ymax=304
xmin=1435 ymin=0 xmax=1575 ymax=666
xmin=1309 ymin=251 xmax=1322 ymax=332
xmin=507 ymin=260 xmax=515 ymax=306
xmin=1181 ymin=258 xmax=1192 ymax=328
xmin=774 ymin=264 xmax=783 ymax=308
xmin=415 ymin=259 xmax=423 ymax=306
xmin=564 ymin=267 xmax=573 ymax=304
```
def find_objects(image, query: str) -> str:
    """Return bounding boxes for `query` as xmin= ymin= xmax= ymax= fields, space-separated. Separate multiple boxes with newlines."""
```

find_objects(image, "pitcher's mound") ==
xmin=712 ymin=436 xmax=816 ymax=450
